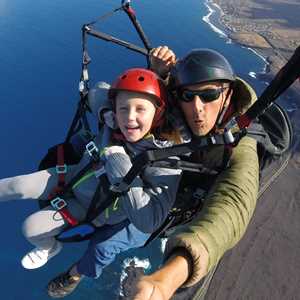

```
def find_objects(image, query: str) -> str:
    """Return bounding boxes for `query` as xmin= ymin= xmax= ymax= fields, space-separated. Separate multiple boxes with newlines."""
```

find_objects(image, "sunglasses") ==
xmin=179 ymin=87 xmax=227 ymax=103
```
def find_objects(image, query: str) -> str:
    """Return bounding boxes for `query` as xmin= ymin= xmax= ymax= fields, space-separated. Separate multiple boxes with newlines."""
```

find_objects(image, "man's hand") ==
xmin=121 ymin=254 xmax=191 ymax=300
xmin=132 ymin=276 xmax=167 ymax=300
xmin=150 ymin=46 xmax=176 ymax=78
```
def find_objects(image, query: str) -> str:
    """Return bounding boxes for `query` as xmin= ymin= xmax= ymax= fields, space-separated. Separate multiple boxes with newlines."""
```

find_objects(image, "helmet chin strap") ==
xmin=216 ymin=87 xmax=232 ymax=129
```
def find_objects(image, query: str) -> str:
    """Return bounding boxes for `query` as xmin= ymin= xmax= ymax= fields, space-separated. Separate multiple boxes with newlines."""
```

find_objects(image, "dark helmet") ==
xmin=172 ymin=48 xmax=236 ymax=88
xmin=109 ymin=68 xmax=167 ymax=128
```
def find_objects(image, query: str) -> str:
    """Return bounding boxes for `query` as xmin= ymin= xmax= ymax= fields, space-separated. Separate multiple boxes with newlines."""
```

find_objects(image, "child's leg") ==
xmin=0 ymin=166 xmax=77 ymax=202
xmin=22 ymin=199 xmax=86 ymax=269
xmin=22 ymin=198 xmax=86 ymax=249
xmin=76 ymin=221 xmax=150 ymax=278
xmin=21 ymin=198 xmax=86 ymax=269
xmin=47 ymin=221 xmax=149 ymax=297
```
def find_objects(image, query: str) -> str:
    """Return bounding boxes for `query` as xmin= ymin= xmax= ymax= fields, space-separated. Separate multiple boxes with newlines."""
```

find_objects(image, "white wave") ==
xmin=119 ymin=257 xmax=151 ymax=296
xmin=249 ymin=72 xmax=257 ymax=79
xmin=247 ymin=47 xmax=268 ymax=63
xmin=203 ymin=0 xmax=227 ymax=38
xmin=122 ymin=256 xmax=151 ymax=270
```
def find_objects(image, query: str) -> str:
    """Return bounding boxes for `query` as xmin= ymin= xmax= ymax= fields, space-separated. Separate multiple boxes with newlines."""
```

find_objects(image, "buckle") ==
xmin=51 ymin=197 xmax=67 ymax=210
xmin=55 ymin=164 xmax=67 ymax=174
xmin=110 ymin=182 xmax=129 ymax=193
xmin=225 ymin=117 xmax=238 ymax=130
xmin=94 ymin=166 xmax=106 ymax=178
xmin=224 ymin=130 xmax=235 ymax=144
xmin=86 ymin=141 xmax=99 ymax=161
xmin=209 ymin=136 xmax=216 ymax=145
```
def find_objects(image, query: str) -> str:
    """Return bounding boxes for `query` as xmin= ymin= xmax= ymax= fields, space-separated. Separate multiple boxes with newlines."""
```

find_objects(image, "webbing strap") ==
xmin=85 ymin=174 xmax=118 ymax=223
xmin=48 ymin=145 xmax=79 ymax=227
xmin=112 ymin=132 xmax=244 ymax=193
xmin=235 ymin=45 xmax=300 ymax=129
xmin=150 ymin=159 xmax=219 ymax=175
xmin=85 ymin=180 xmax=103 ymax=222
xmin=56 ymin=144 xmax=66 ymax=186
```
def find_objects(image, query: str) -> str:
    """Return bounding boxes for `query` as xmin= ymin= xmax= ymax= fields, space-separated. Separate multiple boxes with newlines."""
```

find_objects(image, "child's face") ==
xmin=115 ymin=91 xmax=156 ymax=142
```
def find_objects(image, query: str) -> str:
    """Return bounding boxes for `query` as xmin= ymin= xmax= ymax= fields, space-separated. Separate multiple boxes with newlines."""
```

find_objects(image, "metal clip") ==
xmin=79 ymin=81 xmax=85 ymax=92
xmin=86 ymin=141 xmax=99 ymax=161
xmin=110 ymin=182 xmax=129 ymax=193
xmin=94 ymin=166 xmax=106 ymax=178
xmin=83 ymin=68 xmax=89 ymax=81
xmin=224 ymin=130 xmax=235 ymax=144
xmin=51 ymin=197 xmax=67 ymax=210
xmin=225 ymin=117 xmax=238 ymax=130
xmin=55 ymin=164 xmax=67 ymax=174
xmin=209 ymin=136 xmax=216 ymax=145
xmin=122 ymin=0 xmax=131 ymax=6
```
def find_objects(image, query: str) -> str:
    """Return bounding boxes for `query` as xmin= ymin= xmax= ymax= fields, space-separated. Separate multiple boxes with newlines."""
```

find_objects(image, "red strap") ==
xmin=60 ymin=208 xmax=79 ymax=226
xmin=47 ymin=186 xmax=64 ymax=200
xmin=57 ymin=144 xmax=66 ymax=186
xmin=46 ymin=144 xmax=79 ymax=227
xmin=236 ymin=114 xmax=252 ymax=129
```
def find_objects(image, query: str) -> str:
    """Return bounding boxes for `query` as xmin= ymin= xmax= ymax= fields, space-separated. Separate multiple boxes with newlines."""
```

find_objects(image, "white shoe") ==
xmin=21 ymin=241 xmax=63 ymax=270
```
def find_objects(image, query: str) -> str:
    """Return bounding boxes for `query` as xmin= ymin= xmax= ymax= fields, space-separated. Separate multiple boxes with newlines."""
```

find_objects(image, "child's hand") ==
xmin=104 ymin=146 xmax=127 ymax=157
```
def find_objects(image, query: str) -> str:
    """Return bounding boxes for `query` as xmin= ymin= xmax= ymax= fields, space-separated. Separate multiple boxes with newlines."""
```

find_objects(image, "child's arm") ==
xmin=104 ymin=147 xmax=182 ymax=233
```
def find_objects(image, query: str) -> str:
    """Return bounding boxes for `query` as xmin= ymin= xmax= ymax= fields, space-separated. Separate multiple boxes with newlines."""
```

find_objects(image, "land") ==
xmin=212 ymin=0 xmax=300 ymax=94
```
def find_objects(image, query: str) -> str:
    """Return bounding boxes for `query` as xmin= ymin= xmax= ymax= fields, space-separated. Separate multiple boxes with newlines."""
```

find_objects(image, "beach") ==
xmin=209 ymin=0 xmax=300 ymax=94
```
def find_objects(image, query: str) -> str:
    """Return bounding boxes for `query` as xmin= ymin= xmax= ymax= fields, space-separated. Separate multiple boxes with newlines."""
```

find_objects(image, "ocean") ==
xmin=0 ymin=0 xmax=267 ymax=299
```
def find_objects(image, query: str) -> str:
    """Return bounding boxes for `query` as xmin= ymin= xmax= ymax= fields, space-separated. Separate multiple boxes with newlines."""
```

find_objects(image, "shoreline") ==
xmin=203 ymin=1 xmax=269 ymax=75
xmin=204 ymin=0 xmax=300 ymax=97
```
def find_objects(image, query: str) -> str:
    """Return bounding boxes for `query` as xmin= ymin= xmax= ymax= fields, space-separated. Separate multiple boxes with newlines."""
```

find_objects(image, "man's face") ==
xmin=179 ymin=81 xmax=231 ymax=136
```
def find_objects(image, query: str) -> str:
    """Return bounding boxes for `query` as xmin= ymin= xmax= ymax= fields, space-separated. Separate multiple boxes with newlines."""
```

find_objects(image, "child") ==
xmin=0 ymin=68 xmax=182 ymax=297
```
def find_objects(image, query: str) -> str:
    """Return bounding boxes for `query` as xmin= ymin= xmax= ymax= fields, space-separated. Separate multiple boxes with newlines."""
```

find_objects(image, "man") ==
xmin=129 ymin=46 xmax=259 ymax=299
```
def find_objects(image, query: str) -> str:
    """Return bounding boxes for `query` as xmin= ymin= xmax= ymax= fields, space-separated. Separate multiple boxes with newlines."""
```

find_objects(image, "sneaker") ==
xmin=21 ymin=241 xmax=63 ymax=270
xmin=47 ymin=268 xmax=82 ymax=298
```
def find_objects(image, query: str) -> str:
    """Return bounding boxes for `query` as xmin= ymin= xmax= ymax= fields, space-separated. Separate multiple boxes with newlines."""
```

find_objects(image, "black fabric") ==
xmin=145 ymin=104 xmax=293 ymax=246
xmin=38 ymin=142 xmax=81 ymax=171
xmin=250 ymin=102 xmax=293 ymax=169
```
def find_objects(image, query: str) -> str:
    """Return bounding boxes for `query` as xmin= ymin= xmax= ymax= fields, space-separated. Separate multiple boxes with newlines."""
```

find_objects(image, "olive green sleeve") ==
xmin=164 ymin=136 xmax=259 ymax=287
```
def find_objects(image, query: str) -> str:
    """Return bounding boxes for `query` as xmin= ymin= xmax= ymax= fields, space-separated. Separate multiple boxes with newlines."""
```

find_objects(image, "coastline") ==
xmin=204 ymin=0 xmax=300 ymax=97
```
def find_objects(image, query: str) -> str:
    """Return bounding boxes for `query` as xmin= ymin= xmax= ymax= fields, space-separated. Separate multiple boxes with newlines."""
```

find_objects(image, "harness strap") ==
xmin=56 ymin=144 xmax=67 ymax=186
xmin=85 ymin=174 xmax=118 ymax=223
xmin=47 ymin=145 xmax=79 ymax=227
xmin=112 ymin=132 xmax=245 ymax=193
xmin=85 ymin=180 xmax=103 ymax=222
xmin=151 ymin=159 xmax=219 ymax=175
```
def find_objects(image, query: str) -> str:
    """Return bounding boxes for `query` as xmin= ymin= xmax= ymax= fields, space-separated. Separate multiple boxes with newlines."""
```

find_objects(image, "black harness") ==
xmin=48 ymin=101 xmax=292 ymax=244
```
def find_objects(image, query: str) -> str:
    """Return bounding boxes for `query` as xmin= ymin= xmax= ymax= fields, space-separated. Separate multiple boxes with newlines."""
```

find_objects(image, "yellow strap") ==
xmin=105 ymin=207 xmax=109 ymax=219
xmin=72 ymin=171 xmax=95 ymax=189
xmin=112 ymin=197 xmax=119 ymax=211
xmin=72 ymin=144 xmax=106 ymax=190
xmin=104 ymin=197 xmax=119 ymax=219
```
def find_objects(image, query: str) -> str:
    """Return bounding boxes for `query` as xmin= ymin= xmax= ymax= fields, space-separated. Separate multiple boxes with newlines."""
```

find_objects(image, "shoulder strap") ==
xmin=84 ymin=174 xmax=118 ymax=223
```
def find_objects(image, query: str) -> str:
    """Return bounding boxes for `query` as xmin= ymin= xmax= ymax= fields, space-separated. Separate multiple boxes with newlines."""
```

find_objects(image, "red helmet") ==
xmin=109 ymin=68 xmax=167 ymax=128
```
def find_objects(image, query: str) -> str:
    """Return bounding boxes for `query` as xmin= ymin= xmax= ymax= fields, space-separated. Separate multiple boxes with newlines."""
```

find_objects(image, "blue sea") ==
xmin=0 ymin=0 xmax=270 ymax=299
